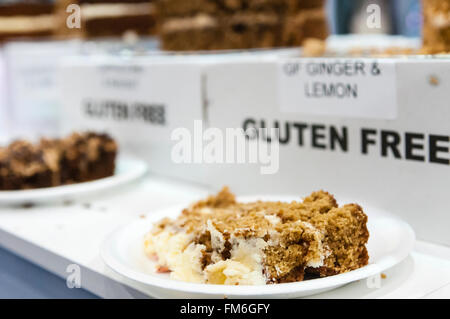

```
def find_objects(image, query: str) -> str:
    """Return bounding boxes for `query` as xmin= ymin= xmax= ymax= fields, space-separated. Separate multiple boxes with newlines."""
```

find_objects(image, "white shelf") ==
xmin=0 ymin=175 xmax=449 ymax=299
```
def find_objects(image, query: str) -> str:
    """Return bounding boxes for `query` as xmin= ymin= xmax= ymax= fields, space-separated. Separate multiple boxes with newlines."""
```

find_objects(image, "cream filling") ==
xmin=301 ymin=221 xmax=327 ymax=268
xmin=144 ymin=229 xmax=191 ymax=268
xmin=206 ymin=220 xmax=227 ymax=263
xmin=206 ymin=220 xmax=225 ymax=251
xmin=144 ymin=229 xmax=205 ymax=283
xmin=170 ymin=242 xmax=206 ymax=283
xmin=205 ymin=236 xmax=268 ymax=285
xmin=430 ymin=13 xmax=450 ymax=28
xmin=144 ymin=219 xmax=328 ymax=285
xmin=161 ymin=14 xmax=218 ymax=33
xmin=81 ymin=3 xmax=155 ymax=20
xmin=0 ymin=15 xmax=55 ymax=33
xmin=161 ymin=12 xmax=280 ymax=33
xmin=264 ymin=214 xmax=281 ymax=225
xmin=144 ymin=226 xmax=268 ymax=285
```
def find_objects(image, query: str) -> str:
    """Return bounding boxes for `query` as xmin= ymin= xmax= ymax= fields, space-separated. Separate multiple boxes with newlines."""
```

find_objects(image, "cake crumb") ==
xmin=156 ymin=266 xmax=171 ymax=273
xmin=302 ymin=38 xmax=326 ymax=57
xmin=20 ymin=202 xmax=35 ymax=209
xmin=429 ymin=75 xmax=440 ymax=86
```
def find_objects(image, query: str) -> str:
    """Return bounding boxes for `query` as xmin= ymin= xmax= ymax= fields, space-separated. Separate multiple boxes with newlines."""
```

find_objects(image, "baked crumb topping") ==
xmin=144 ymin=187 xmax=369 ymax=285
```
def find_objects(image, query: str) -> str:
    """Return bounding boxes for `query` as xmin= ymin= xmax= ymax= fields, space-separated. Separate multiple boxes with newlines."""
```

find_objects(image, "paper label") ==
xmin=60 ymin=58 xmax=204 ymax=144
xmin=278 ymin=58 xmax=397 ymax=120
xmin=4 ymin=41 xmax=81 ymax=137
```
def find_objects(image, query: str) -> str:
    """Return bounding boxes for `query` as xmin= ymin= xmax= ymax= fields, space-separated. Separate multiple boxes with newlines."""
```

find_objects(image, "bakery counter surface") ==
xmin=0 ymin=175 xmax=449 ymax=299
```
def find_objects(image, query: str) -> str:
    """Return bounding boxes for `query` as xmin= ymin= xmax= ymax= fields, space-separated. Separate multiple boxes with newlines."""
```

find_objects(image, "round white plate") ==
xmin=0 ymin=156 xmax=147 ymax=205
xmin=101 ymin=196 xmax=415 ymax=299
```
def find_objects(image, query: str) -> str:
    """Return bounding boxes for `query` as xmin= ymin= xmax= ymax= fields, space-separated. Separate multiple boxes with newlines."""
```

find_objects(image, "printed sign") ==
xmin=278 ymin=58 xmax=397 ymax=120
xmin=60 ymin=57 xmax=204 ymax=145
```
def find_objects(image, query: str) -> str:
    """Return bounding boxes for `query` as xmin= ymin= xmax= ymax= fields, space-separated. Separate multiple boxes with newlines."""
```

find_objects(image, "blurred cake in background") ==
xmin=0 ymin=132 xmax=117 ymax=190
xmin=422 ymin=0 xmax=450 ymax=53
xmin=158 ymin=0 xmax=328 ymax=51
xmin=55 ymin=0 xmax=157 ymax=38
xmin=282 ymin=0 xmax=328 ymax=47
xmin=0 ymin=0 xmax=56 ymax=41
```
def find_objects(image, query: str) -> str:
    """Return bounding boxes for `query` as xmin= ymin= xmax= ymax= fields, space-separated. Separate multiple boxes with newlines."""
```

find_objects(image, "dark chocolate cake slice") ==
xmin=0 ymin=140 xmax=57 ymax=190
xmin=0 ymin=132 xmax=118 ymax=190
xmin=61 ymin=132 xmax=117 ymax=183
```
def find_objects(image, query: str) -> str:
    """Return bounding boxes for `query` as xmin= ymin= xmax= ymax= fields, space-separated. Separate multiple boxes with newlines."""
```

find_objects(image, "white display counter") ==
xmin=0 ymin=175 xmax=449 ymax=299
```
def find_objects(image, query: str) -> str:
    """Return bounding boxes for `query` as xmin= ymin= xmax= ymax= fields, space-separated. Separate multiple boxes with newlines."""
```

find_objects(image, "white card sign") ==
xmin=278 ymin=58 xmax=398 ymax=120
xmin=4 ymin=40 xmax=81 ymax=138
xmin=59 ymin=56 xmax=204 ymax=146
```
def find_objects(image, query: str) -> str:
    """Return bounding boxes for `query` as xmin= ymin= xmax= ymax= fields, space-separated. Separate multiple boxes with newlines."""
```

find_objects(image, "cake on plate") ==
xmin=0 ymin=132 xmax=117 ymax=190
xmin=158 ymin=0 xmax=328 ymax=51
xmin=144 ymin=187 xmax=369 ymax=285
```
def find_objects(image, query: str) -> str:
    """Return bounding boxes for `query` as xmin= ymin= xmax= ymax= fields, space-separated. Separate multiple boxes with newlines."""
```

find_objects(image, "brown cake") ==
xmin=283 ymin=8 xmax=328 ymax=47
xmin=0 ymin=140 xmax=58 ymax=190
xmin=422 ymin=0 xmax=450 ymax=54
xmin=0 ymin=132 xmax=117 ymax=191
xmin=0 ymin=0 xmax=56 ymax=41
xmin=55 ymin=0 xmax=158 ymax=38
xmin=158 ymin=0 xmax=328 ymax=51
xmin=60 ymin=132 xmax=117 ymax=184
xmin=144 ymin=187 xmax=369 ymax=285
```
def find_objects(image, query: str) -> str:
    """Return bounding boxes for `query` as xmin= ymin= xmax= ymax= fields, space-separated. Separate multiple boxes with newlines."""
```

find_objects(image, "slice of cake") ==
xmin=159 ymin=12 xmax=282 ymax=51
xmin=158 ymin=0 xmax=328 ymax=51
xmin=0 ymin=0 xmax=56 ymax=41
xmin=144 ymin=187 xmax=369 ymax=285
xmin=0 ymin=132 xmax=117 ymax=190
xmin=55 ymin=0 xmax=157 ymax=38
xmin=60 ymin=132 xmax=117 ymax=183
xmin=0 ymin=140 xmax=58 ymax=190
xmin=422 ymin=0 xmax=450 ymax=53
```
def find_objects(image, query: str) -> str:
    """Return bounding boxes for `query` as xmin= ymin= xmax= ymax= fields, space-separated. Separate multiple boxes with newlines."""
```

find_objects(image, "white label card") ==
xmin=60 ymin=58 xmax=204 ymax=144
xmin=277 ymin=58 xmax=398 ymax=120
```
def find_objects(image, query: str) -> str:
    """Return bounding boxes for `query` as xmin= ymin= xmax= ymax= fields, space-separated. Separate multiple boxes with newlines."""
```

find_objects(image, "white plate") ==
xmin=0 ymin=156 xmax=148 ymax=205
xmin=101 ymin=196 xmax=415 ymax=299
